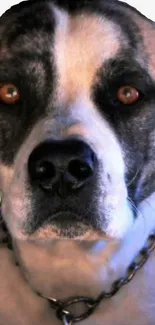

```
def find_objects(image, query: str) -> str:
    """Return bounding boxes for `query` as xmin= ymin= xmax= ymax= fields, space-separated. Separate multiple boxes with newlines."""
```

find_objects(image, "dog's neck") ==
xmin=12 ymin=193 xmax=155 ymax=324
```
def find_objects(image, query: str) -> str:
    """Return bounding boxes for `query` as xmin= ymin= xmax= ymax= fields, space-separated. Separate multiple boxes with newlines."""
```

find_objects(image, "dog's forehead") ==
xmin=0 ymin=1 xmax=128 ymax=69
xmin=53 ymin=7 xmax=122 ymax=104
xmin=0 ymin=0 xmax=155 ymax=96
xmin=0 ymin=1 xmax=128 ymax=106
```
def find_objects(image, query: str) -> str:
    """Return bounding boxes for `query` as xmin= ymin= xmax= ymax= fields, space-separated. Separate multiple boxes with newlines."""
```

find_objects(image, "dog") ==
xmin=0 ymin=0 xmax=155 ymax=324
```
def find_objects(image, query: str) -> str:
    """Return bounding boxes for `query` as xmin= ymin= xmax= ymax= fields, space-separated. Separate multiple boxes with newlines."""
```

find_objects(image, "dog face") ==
xmin=0 ymin=0 xmax=155 ymax=241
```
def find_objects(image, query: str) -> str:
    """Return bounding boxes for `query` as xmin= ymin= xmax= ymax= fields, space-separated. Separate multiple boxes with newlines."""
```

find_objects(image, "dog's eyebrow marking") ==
xmin=53 ymin=7 xmax=123 ymax=105
xmin=0 ymin=46 xmax=10 ymax=59
xmin=0 ymin=164 xmax=14 ymax=192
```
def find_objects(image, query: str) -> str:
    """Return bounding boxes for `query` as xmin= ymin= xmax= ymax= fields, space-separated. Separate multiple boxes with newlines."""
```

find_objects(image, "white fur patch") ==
xmin=52 ymin=6 xmax=122 ymax=103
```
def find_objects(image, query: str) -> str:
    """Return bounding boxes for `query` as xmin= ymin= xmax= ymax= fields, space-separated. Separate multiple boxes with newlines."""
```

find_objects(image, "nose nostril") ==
xmin=33 ymin=161 xmax=56 ymax=182
xmin=68 ymin=159 xmax=93 ymax=182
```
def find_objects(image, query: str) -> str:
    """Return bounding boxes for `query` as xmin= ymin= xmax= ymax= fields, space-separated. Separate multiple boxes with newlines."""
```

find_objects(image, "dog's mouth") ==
xmin=45 ymin=211 xmax=90 ymax=238
xmin=28 ymin=211 xmax=96 ymax=240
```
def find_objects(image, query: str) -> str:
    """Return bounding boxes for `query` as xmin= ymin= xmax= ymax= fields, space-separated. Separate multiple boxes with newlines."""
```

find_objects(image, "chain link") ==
xmin=43 ymin=232 xmax=155 ymax=324
xmin=63 ymin=315 xmax=73 ymax=325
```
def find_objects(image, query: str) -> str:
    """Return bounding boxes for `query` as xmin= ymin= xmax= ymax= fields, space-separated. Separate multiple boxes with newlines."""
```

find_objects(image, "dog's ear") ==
xmin=118 ymin=2 xmax=155 ymax=79
xmin=137 ymin=18 xmax=155 ymax=79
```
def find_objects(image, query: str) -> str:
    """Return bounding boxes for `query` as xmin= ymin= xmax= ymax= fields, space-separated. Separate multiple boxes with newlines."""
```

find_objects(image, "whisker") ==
xmin=126 ymin=169 xmax=139 ymax=188
xmin=127 ymin=196 xmax=139 ymax=216
xmin=127 ymin=196 xmax=153 ymax=236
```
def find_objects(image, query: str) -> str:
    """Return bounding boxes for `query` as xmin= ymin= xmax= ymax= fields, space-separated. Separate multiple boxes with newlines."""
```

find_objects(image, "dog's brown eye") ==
xmin=0 ymin=84 xmax=20 ymax=104
xmin=117 ymin=86 xmax=139 ymax=105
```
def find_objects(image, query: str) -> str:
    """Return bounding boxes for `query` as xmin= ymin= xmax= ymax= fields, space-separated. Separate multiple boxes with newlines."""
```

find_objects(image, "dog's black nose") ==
xmin=28 ymin=138 xmax=97 ymax=196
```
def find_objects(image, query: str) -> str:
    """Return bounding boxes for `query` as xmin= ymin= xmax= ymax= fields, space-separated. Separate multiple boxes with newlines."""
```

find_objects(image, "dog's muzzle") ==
xmin=28 ymin=137 xmax=98 ymax=196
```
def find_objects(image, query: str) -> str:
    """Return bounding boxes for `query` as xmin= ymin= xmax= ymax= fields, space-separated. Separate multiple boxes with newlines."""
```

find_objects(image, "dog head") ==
xmin=0 ymin=0 xmax=155 ymax=241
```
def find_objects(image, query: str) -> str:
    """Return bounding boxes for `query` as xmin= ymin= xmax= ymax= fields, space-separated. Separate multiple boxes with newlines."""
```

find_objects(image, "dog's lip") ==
xmin=31 ymin=210 xmax=102 ymax=240
xmin=46 ymin=211 xmax=85 ymax=223
xmin=29 ymin=211 xmax=109 ymax=241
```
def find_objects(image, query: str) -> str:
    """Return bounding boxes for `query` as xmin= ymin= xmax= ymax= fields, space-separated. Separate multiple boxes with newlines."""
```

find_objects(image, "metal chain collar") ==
xmin=0 ymin=202 xmax=155 ymax=325
xmin=41 ymin=232 xmax=155 ymax=325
